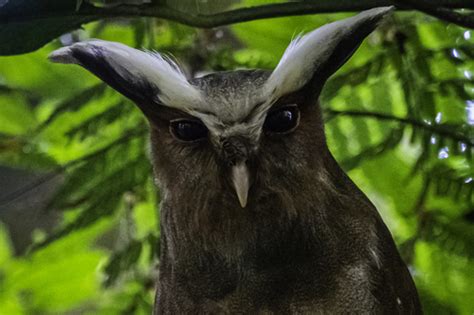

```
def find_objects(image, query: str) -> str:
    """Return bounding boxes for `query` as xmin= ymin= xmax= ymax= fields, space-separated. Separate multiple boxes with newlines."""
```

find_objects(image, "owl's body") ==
xmin=152 ymin=70 xmax=419 ymax=314
xmin=50 ymin=7 xmax=422 ymax=314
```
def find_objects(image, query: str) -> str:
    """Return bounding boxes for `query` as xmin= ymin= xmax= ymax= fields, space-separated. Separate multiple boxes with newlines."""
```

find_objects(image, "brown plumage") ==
xmin=50 ymin=6 xmax=421 ymax=314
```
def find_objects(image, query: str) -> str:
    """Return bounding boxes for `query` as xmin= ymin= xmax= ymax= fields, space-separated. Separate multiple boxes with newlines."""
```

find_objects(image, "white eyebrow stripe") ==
xmin=264 ymin=6 xmax=394 ymax=101
xmin=49 ymin=39 xmax=204 ymax=110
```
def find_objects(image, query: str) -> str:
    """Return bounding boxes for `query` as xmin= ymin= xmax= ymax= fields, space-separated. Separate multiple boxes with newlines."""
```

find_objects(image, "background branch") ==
xmin=393 ymin=0 xmax=474 ymax=29
xmin=2 ymin=0 xmax=474 ymax=28
xmin=2 ymin=0 xmax=474 ymax=55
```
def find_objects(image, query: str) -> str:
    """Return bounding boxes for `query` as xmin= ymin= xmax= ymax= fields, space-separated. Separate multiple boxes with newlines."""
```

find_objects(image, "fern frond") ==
xmin=0 ymin=128 xmax=146 ymax=207
xmin=30 ymin=156 xmax=151 ymax=252
xmin=103 ymin=239 xmax=143 ymax=287
xmin=322 ymin=53 xmax=386 ymax=104
xmin=65 ymin=100 xmax=133 ymax=140
xmin=421 ymin=213 xmax=474 ymax=259
xmin=340 ymin=127 xmax=404 ymax=171
xmin=426 ymin=162 xmax=473 ymax=203
xmin=35 ymin=83 xmax=107 ymax=132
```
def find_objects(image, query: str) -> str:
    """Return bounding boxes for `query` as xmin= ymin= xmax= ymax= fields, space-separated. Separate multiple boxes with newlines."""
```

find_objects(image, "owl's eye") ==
xmin=170 ymin=119 xmax=208 ymax=142
xmin=263 ymin=105 xmax=300 ymax=134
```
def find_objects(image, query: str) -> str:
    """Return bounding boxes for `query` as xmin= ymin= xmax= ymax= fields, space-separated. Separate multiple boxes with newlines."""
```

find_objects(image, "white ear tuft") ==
xmin=265 ymin=6 xmax=394 ymax=100
xmin=49 ymin=40 xmax=202 ymax=110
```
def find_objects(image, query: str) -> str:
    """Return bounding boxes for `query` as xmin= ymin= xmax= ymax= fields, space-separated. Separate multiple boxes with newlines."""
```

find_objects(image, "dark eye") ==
xmin=170 ymin=119 xmax=208 ymax=142
xmin=263 ymin=105 xmax=300 ymax=134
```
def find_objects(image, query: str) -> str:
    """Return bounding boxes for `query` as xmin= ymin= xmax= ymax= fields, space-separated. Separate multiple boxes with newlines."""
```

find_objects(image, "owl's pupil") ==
xmin=263 ymin=105 xmax=300 ymax=134
xmin=170 ymin=119 xmax=208 ymax=142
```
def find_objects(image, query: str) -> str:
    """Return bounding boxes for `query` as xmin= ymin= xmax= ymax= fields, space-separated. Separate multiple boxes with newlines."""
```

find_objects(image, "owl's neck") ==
xmin=155 ymin=153 xmax=381 ymax=307
xmin=158 ymin=201 xmax=335 ymax=292
xmin=158 ymin=152 xmax=364 ymax=268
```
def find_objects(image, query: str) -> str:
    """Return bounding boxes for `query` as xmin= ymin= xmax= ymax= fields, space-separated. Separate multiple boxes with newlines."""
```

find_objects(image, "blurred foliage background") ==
xmin=0 ymin=0 xmax=473 ymax=314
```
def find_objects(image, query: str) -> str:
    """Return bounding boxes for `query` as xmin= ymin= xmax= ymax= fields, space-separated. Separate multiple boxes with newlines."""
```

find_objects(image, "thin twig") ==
xmin=328 ymin=109 xmax=474 ymax=146
xmin=0 ymin=127 xmax=147 ymax=207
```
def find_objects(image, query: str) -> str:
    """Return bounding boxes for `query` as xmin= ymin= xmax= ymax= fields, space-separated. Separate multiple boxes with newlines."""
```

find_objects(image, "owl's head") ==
xmin=50 ymin=7 xmax=392 ymax=214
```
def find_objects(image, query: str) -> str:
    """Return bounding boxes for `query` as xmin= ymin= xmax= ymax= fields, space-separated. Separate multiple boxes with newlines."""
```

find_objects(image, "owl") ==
xmin=50 ymin=6 xmax=421 ymax=314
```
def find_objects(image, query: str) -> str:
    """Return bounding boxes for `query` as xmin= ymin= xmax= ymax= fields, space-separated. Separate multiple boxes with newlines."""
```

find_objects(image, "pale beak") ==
xmin=231 ymin=162 xmax=250 ymax=208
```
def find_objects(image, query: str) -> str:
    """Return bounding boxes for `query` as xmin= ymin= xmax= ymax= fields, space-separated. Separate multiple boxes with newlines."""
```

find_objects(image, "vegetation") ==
xmin=0 ymin=1 xmax=473 ymax=314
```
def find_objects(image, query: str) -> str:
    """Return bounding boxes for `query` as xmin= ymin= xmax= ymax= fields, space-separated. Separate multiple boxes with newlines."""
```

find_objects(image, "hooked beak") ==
xmin=231 ymin=162 xmax=250 ymax=208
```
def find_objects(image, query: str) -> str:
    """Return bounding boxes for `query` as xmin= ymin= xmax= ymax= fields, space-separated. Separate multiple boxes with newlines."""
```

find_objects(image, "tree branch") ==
xmin=2 ymin=1 xmax=474 ymax=28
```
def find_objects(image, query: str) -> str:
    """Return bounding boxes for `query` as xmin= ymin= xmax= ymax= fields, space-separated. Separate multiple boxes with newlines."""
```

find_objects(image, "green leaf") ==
xmin=414 ymin=241 xmax=474 ymax=315
xmin=0 ymin=94 xmax=36 ymax=135
xmin=1 ymin=219 xmax=110 ymax=313
xmin=0 ymin=223 xmax=12 ymax=265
